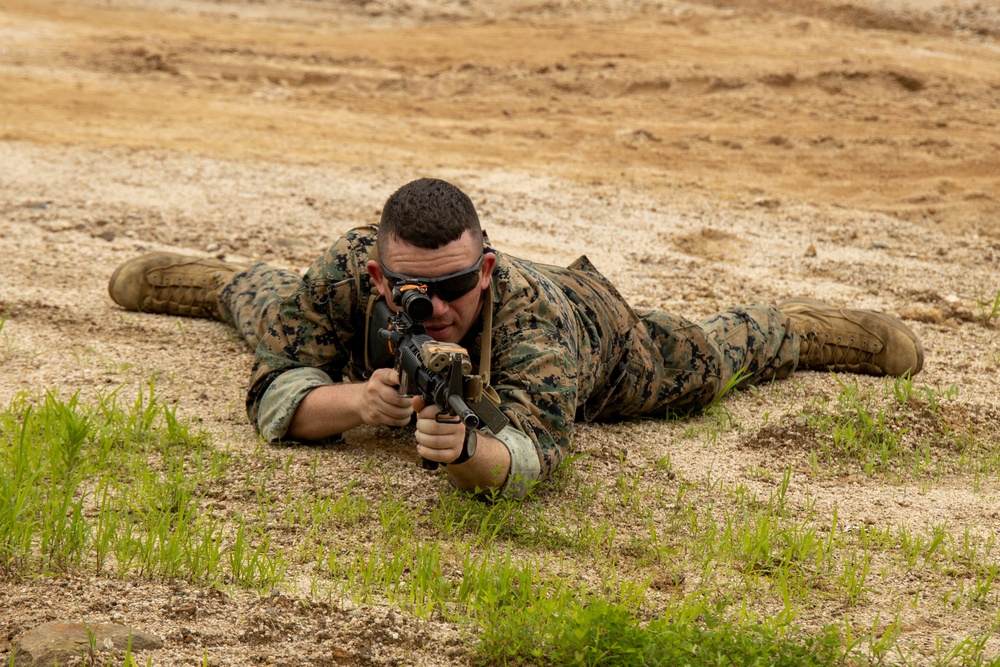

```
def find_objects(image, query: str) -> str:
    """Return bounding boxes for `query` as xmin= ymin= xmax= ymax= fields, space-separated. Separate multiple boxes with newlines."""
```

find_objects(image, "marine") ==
xmin=108 ymin=178 xmax=923 ymax=497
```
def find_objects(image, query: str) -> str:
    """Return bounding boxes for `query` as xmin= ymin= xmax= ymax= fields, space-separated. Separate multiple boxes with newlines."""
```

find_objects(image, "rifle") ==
xmin=369 ymin=282 xmax=506 ymax=470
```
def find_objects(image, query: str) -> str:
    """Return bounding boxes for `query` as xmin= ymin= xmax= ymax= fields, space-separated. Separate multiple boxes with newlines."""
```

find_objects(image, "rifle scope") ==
xmin=392 ymin=283 xmax=434 ymax=323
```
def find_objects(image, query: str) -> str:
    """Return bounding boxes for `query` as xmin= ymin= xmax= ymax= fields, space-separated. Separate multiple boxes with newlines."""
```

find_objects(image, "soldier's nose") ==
xmin=430 ymin=294 xmax=450 ymax=316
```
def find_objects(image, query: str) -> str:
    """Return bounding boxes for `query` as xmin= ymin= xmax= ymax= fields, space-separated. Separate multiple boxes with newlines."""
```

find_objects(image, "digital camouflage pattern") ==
xmin=218 ymin=226 xmax=800 ymax=485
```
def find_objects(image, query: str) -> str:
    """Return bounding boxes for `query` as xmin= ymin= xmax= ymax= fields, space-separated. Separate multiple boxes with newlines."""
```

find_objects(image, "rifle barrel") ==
xmin=448 ymin=394 xmax=480 ymax=429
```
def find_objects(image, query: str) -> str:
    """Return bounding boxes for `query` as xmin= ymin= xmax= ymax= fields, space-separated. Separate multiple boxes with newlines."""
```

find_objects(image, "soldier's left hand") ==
xmin=411 ymin=397 xmax=465 ymax=464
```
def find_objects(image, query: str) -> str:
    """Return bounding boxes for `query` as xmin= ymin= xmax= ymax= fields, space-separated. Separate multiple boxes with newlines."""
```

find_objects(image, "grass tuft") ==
xmin=0 ymin=382 xmax=283 ymax=591
xmin=476 ymin=594 xmax=848 ymax=667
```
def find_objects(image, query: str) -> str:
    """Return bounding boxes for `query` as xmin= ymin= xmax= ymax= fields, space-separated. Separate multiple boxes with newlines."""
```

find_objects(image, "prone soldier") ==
xmin=107 ymin=178 xmax=923 ymax=497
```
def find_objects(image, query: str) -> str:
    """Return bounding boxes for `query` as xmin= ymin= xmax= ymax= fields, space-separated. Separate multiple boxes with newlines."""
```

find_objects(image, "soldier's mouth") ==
xmin=424 ymin=322 xmax=455 ymax=341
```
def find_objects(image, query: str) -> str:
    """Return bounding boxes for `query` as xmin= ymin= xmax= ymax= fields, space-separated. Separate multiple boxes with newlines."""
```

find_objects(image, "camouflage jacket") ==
xmin=247 ymin=226 xmax=641 ymax=495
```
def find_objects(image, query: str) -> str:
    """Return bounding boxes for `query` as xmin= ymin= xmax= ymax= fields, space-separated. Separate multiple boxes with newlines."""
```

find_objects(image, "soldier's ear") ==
xmin=366 ymin=260 xmax=382 ymax=281
xmin=367 ymin=260 xmax=389 ymax=298
xmin=479 ymin=252 xmax=496 ymax=288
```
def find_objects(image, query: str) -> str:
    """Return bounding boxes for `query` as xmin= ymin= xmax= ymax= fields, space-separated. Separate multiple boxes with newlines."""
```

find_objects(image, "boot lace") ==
xmin=799 ymin=330 xmax=878 ymax=370
xmin=148 ymin=274 xmax=220 ymax=316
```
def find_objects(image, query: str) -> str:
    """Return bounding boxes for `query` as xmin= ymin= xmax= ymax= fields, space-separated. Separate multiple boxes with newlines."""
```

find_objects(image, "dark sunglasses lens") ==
xmin=430 ymin=271 xmax=481 ymax=301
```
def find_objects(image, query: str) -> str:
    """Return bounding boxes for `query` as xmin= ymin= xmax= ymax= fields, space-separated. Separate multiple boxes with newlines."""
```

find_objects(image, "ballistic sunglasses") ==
xmin=379 ymin=252 xmax=490 ymax=302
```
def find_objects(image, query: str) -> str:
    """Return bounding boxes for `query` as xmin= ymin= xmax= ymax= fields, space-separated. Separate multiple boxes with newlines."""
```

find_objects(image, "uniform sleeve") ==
xmin=489 ymin=273 xmax=582 ymax=492
xmin=246 ymin=230 xmax=374 ymax=439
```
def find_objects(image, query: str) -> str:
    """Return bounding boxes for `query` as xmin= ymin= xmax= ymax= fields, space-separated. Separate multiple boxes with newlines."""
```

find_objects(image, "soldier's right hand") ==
xmin=359 ymin=368 xmax=414 ymax=427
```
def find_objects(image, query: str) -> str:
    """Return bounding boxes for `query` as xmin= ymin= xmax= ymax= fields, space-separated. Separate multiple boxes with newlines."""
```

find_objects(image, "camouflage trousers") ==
xmin=598 ymin=306 xmax=799 ymax=420
xmin=216 ymin=263 xmax=302 ymax=351
xmin=216 ymin=263 xmax=800 ymax=418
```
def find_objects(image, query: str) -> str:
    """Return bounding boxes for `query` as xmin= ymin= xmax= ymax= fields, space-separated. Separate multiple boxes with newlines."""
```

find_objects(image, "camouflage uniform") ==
xmin=218 ymin=226 xmax=799 ymax=496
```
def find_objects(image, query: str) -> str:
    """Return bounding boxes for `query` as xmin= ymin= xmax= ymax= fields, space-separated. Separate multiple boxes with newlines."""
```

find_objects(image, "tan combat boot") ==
xmin=779 ymin=297 xmax=923 ymax=377
xmin=108 ymin=251 xmax=249 ymax=319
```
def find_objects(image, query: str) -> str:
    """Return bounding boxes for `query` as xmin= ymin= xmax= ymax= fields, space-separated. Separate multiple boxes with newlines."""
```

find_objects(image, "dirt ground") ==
xmin=1 ymin=0 xmax=999 ymax=665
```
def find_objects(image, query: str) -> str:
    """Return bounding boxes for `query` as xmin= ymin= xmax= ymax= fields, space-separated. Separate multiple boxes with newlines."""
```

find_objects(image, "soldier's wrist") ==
xmin=445 ymin=427 xmax=477 ymax=466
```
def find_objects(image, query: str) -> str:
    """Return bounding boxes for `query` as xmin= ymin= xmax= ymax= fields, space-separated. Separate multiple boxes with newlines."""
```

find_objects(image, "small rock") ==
xmin=615 ymin=128 xmax=660 ymax=144
xmin=898 ymin=304 xmax=943 ymax=323
xmin=171 ymin=603 xmax=198 ymax=620
xmin=943 ymin=294 xmax=962 ymax=310
xmin=14 ymin=622 xmax=163 ymax=667
xmin=804 ymin=243 xmax=817 ymax=258
xmin=953 ymin=308 xmax=977 ymax=322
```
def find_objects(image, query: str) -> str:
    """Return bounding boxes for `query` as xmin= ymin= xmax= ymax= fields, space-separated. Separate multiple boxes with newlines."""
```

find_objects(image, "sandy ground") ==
xmin=1 ymin=0 xmax=1000 ymax=665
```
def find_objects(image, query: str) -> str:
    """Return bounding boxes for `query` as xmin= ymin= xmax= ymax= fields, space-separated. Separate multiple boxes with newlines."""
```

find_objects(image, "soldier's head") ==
xmin=368 ymin=178 xmax=496 ymax=344
xmin=377 ymin=178 xmax=483 ymax=254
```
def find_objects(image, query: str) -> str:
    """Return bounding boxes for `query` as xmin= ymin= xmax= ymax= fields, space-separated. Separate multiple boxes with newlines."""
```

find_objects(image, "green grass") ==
xmin=800 ymin=374 xmax=997 ymax=480
xmin=976 ymin=288 xmax=1000 ymax=327
xmin=5 ymin=382 xmax=1000 ymax=666
xmin=477 ymin=596 xmax=848 ymax=667
xmin=0 ymin=382 xmax=283 ymax=590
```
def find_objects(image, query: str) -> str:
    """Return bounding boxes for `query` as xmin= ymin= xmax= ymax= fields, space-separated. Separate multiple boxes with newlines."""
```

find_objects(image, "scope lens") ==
xmin=400 ymin=289 xmax=434 ymax=322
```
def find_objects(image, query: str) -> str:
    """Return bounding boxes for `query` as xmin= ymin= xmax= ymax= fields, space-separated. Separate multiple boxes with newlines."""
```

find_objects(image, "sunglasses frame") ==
xmin=379 ymin=252 xmax=490 ymax=302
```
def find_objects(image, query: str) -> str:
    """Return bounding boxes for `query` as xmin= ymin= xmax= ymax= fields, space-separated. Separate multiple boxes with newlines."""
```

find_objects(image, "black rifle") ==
xmin=370 ymin=283 xmax=505 ymax=470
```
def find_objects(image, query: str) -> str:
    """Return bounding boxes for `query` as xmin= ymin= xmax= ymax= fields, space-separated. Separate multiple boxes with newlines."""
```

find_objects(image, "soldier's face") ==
xmin=367 ymin=231 xmax=495 ymax=344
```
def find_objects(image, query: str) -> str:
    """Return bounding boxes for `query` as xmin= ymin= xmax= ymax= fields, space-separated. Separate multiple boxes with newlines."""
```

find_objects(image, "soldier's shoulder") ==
xmin=343 ymin=224 xmax=379 ymax=243
xmin=491 ymin=252 xmax=576 ymax=313
xmin=308 ymin=226 xmax=378 ymax=280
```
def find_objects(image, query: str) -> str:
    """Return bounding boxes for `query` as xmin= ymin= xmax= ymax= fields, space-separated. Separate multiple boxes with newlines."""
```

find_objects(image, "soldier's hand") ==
xmin=412 ymin=397 xmax=466 ymax=465
xmin=359 ymin=368 xmax=414 ymax=427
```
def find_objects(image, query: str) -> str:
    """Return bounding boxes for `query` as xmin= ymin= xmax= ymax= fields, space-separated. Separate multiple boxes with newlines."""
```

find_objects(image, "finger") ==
xmin=414 ymin=431 xmax=456 ymax=454
xmin=378 ymin=386 xmax=413 ymax=408
xmin=362 ymin=402 xmax=411 ymax=428
xmin=379 ymin=412 xmax=413 ymax=428
xmin=414 ymin=427 xmax=463 ymax=463
xmin=371 ymin=368 xmax=399 ymax=387
xmin=378 ymin=402 xmax=414 ymax=422
xmin=416 ymin=443 xmax=454 ymax=464
xmin=370 ymin=376 xmax=410 ymax=407
xmin=415 ymin=416 xmax=453 ymax=436
xmin=415 ymin=415 xmax=467 ymax=445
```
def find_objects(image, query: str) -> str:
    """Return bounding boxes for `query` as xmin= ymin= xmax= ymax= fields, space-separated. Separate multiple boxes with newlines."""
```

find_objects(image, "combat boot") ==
xmin=108 ymin=251 xmax=249 ymax=319
xmin=778 ymin=297 xmax=923 ymax=377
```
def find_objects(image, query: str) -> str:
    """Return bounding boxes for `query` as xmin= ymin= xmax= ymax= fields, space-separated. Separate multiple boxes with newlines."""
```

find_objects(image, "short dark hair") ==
xmin=378 ymin=178 xmax=482 ymax=256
